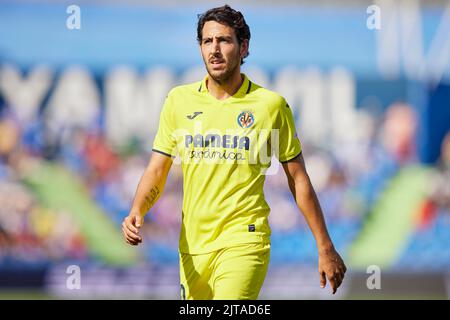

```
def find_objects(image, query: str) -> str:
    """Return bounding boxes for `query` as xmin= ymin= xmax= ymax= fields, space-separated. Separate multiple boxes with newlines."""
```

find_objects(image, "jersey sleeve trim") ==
xmin=279 ymin=150 xmax=302 ymax=163
xmin=152 ymin=148 xmax=176 ymax=158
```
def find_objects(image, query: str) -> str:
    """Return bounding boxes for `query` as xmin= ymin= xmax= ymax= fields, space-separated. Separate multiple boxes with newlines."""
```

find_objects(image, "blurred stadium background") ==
xmin=0 ymin=0 xmax=449 ymax=299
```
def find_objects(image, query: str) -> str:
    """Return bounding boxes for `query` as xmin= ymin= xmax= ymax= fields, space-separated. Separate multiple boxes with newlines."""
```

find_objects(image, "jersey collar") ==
xmin=198 ymin=73 xmax=252 ymax=100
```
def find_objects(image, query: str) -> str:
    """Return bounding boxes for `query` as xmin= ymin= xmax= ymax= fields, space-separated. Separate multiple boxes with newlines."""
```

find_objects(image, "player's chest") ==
xmin=178 ymin=102 xmax=272 ymax=133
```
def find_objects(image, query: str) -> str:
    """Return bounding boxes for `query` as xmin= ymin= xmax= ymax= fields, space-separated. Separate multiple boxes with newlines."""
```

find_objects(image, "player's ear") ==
xmin=199 ymin=39 xmax=204 ymax=57
xmin=240 ymin=39 xmax=249 ymax=59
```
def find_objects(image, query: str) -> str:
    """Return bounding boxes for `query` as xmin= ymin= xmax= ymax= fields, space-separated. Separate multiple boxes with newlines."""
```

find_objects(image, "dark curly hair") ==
xmin=197 ymin=5 xmax=251 ymax=65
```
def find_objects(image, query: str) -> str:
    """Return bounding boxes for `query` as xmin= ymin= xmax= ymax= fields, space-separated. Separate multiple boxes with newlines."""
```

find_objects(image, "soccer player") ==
xmin=122 ymin=5 xmax=346 ymax=300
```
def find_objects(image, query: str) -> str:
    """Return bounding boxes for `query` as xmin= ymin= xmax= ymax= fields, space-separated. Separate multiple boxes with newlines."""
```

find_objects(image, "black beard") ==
xmin=205 ymin=58 xmax=239 ymax=84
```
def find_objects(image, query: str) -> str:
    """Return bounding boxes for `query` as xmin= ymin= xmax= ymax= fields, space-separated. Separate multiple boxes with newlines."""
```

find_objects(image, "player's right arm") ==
xmin=122 ymin=152 xmax=173 ymax=246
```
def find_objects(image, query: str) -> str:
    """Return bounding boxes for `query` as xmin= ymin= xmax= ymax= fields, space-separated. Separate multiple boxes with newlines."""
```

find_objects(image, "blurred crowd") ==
xmin=0 ymin=68 xmax=449 ymax=271
xmin=0 ymin=116 xmax=88 ymax=267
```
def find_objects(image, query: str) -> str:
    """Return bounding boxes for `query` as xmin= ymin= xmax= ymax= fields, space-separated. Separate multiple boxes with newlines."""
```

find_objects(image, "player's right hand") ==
xmin=122 ymin=211 xmax=143 ymax=246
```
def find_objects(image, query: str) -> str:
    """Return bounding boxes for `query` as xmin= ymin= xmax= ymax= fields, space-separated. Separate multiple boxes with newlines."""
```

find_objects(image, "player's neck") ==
xmin=206 ymin=72 xmax=243 ymax=100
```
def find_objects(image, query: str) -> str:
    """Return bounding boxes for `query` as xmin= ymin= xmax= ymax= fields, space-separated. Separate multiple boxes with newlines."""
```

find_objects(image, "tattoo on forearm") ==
xmin=144 ymin=186 xmax=160 ymax=211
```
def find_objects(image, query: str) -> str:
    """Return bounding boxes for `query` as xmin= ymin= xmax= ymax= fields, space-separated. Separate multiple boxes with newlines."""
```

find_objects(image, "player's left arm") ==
xmin=281 ymin=152 xmax=347 ymax=294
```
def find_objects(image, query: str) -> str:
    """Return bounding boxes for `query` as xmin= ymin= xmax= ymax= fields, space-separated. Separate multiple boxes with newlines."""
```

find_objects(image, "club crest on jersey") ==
xmin=237 ymin=111 xmax=254 ymax=128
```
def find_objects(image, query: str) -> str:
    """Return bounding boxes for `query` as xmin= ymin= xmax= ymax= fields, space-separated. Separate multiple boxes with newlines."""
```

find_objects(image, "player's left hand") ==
xmin=318 ymin=246 xmax=347 ymax=294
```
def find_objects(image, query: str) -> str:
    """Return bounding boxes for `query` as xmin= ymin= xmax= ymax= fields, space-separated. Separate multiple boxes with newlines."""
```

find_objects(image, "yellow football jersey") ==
xmin=152 ymin=74 xmax=302 ymax=254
